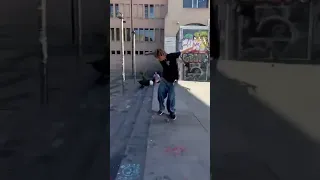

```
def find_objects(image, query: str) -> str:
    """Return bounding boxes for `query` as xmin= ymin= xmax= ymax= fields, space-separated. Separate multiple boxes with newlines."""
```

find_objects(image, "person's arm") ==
xmin=180 ymin=46 xmax=194 ymax=54
xmin=166 ymin=46 xmax=194 ymax=63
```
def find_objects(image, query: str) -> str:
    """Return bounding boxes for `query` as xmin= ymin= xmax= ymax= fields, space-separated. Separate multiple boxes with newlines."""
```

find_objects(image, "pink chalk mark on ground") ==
xmin=165 ymin=146 xmax=186 ymax=155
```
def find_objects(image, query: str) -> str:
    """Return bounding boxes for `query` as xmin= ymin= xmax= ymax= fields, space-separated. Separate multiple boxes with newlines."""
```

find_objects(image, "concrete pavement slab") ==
xmin=144 ymin=81 xmax=210 ymax=180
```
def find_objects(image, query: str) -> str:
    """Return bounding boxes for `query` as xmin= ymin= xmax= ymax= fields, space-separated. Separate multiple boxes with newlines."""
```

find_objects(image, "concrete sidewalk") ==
xmin=143 ymin=81 xmax=210 ymax=180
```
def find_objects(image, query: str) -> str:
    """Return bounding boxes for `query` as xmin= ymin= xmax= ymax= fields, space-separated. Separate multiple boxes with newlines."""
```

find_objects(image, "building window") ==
xmin=134 ymin=28 xmax=139 ymax=41
xmin=116 ymin=28 xmax=120 ymax=41
xmin=149 ymin=5 xmax=155 ymax=18
xmin=139 ymin=4 xmax=143 ymax=18
xmin=144 ymin=28 xmax=149 ymax=41
xmin=145 ymin=28 xmax=155 ymax=42
xmin=160 ymin=5 xmax=165 ymax=18
xmin=110 ymin=4 xmax=114 ymax=17
xmin=111 ymin=50 xmax=115 ymax=54
xmin=155 ymin=5 xmax=160 ymax=18
xmin=183 ymin=0 xmax=208 ymax=8
xmin=127 ymin=51 xmax=131 ymax=55
xmin=149 ymin=28 xmax=155 ymax=41
xmin=133 ymin=4 xmax=138 ymax=17
xmin=123 ymin=29 xmax=126 ymax=41
xmin=115 ymin=4 xmax=119 ymax=15
xmin=117 ymin=50 xmax=120 ymax=54
xmin=139 ymin=51 xmax=143 ymax=55
xmin=139 ymin=28 xmax=144 ymax=41
xmin=126 ymin=28 xmax=131 ymax=41
xmin=135 ymin=51 xmax=138 ymax=55
xmin=155 ymin=29 xmax=159 ymax=41
xmin=111 ymin=28 xmax=115 ymax=41
xmin=144 ymin=5 xmax=148 ymax=18
xmin=160 ymin=29 xmax=164 ymax=42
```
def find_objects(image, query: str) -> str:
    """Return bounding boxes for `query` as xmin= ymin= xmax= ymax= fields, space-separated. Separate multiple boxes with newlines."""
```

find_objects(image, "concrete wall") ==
xmin=0 ymin=0 xmax=107 ymax=113
xmin=218 ymin=1 xmax=320 ymax=62
xmin=164 ymin=0 xmax=210 ymax=37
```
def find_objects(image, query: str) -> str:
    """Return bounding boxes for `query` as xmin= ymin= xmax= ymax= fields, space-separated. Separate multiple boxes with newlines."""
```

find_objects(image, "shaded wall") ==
xmin=0 ymin=0 xmax=107 ymax=114
xmin=218 ymin=1 xmax=320 ymax=63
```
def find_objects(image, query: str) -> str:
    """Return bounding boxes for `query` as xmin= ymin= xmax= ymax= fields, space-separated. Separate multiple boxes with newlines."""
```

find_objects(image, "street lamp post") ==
xmin=130 ymin=0 xmax=136 ymax=83
xmin=117 ymin=12 xmax=125 ymax=93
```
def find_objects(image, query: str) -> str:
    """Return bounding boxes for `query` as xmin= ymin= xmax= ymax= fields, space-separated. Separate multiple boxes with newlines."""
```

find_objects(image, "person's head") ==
xmin=154 ymin=49 xmax=167 ymax=61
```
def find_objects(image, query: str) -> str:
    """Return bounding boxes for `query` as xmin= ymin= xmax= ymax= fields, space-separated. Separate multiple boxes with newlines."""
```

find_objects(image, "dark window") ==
xmin=123 ymin=29 xmax=126 ymax=41
xmin=183 ymin=0 xmax=192 ymax=8
xmin=149 ymin=28 xmax=154 ymax=41
xmin=135 ymin=51 xmax=138 ymax=55
xmin=116 ymin=28 xmax=120 ymax=41
xmin=183 ymin=0 xmax=208 ymax=8
xmin=144 ymin=28 xmax=149 ymax=41
xmin=111 ymin=50 xmax=115 ymax=54
xmin=198 ymin=0 xmax=208 ymax=8
xmin=126 ymin=28 xmax=131 ymax=41
xmin=115 ymin=4 xmax=119 ymax=14
xmin=127 ymin=51 xmax=131 ymax=55
xmin=117 ymin=50 xmax=120 ymax=54
xmin=110 ymin=4 xmax=114 ymax=17
xmin=139 ymin=51 xmax=143 ymax=55
xmin=111 ymin=28 xmax=115 ymax=41
xmin=144 ymin=51 xmax=149 ymax=54
xmin=144 ymin=5 xmax=148 ymax=18
xmin=149 ymin=5 xmax=155 ymax=18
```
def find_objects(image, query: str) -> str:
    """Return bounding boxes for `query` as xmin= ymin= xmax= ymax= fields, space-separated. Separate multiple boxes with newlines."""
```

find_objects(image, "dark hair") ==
xmin=154 ymin=49 xmax=167 ymax=58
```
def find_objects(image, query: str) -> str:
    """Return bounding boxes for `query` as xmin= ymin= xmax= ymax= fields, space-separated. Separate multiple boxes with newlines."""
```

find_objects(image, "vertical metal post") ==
xmin=131 ymin=0 xmax=136 ymax=83
xmin=206 ymin=18 xmax=210 ymax=81
xmin=39 ymin=0 xmax=48 ymax=104
xmin=225 ymin=3 xmax=230 ymax=60
xmin=71 ymin=0 xmax=76 ymax=44
xmin=307 ymin=0 xmax=313 ymax=61
xmin=77 ymin=0 xmax=82 ymax=57
xmin=132 ymin=31 xmax=136 ymax=82
xmin=120 ymin=13 xmax=125 ymax=93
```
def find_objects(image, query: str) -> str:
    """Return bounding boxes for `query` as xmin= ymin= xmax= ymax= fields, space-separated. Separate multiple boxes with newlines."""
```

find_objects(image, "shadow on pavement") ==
xmin=211 ymin=71 xmax=320 ymax=180
xmin=0 ymin=53 xmax=110 ymax=180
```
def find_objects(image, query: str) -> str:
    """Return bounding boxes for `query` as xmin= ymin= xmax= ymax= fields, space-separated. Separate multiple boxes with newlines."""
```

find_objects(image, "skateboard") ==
xmin=159 ymin=113 xmax=175 ymax=123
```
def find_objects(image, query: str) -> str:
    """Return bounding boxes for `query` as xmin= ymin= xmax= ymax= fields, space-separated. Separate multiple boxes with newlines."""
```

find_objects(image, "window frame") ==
xmin=183 ymin=0 xmax=208 ymax=8
xmin=149 ymin=5 xmax=155 ymax=18
xmin=115 ymin=4 xmax=119 ymax=14
xmin=111 ymin=28 xmax=115 ymax=41
xmin=116 ymin=28 xmax=120 ymax=41
xmin=149 ymin=28 xmax=155 ymax=42
xmin=144 ymin=4 xmax=149 ymax=19
xmin=110 ymin=4 xmax=114 ymax=17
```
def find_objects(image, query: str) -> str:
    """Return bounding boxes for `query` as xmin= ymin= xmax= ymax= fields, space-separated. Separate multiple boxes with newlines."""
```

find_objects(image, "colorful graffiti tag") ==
xmin=179 ymin=29 xmax=209 ymax=81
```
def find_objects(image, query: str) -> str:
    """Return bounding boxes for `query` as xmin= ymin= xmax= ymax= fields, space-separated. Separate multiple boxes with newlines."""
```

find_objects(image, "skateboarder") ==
xmin=154 ymin=46 xmax=194 ymax=120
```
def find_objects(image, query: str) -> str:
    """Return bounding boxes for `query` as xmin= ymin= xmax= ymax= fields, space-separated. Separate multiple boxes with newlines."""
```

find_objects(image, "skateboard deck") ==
xmin=159 ymin=113 xmax=175 ymax=123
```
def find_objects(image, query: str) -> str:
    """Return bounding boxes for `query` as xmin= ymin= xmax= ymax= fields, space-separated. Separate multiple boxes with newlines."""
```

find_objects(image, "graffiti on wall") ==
xmin=180 ymin=29 xmax=209 ymax=81
xmin=238 ymin=2 xmax=310 ymax=60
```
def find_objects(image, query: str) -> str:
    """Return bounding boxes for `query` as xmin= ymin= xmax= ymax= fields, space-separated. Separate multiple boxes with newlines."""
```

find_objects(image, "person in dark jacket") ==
xmin=153 ymin=46 xmax=194 ymax=120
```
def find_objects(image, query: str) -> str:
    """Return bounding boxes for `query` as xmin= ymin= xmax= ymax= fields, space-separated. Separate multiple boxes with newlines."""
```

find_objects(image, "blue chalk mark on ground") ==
xmin=116 ymin=164 xmax=140 ymax=180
